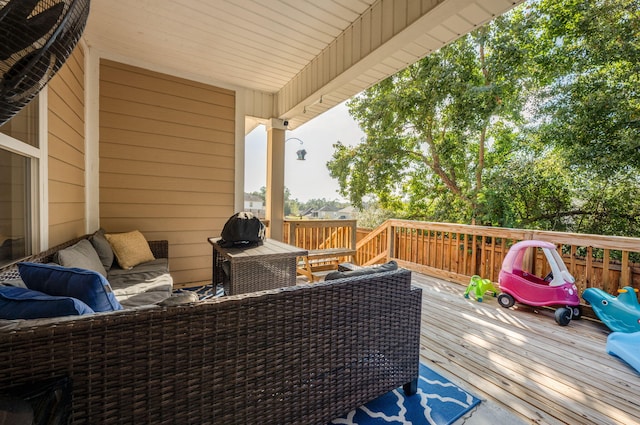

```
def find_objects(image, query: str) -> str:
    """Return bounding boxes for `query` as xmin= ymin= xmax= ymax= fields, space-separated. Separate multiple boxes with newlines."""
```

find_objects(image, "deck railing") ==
xmin=356 ymin=219 xmax=640 ymax=298
xmin=283 ymin=219 xmax=357 ymax=280
xmin=283 ymin=219 xmax=357 ymax=252
xmin=282 ymin=218 xmax=640 ymax=300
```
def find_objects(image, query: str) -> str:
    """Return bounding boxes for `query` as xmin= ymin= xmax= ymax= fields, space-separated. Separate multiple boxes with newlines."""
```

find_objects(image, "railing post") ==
xmin=387 ymin=222 xmax=394 ymax=261
xmin=471 ymin=235 xmax=478 ymax=275
xmin=524 ymin=246 xmax=535 ymax=275
xmin=350 ymin=221 xmax=357 ymax=251
xmin=289 ymin=222 xmax=298 ymax=248
xmin=585 ymin=246 xmax=593 ymax=287
xmin=602 ymin=248 xmax=611 ymax=293
xmin=283 ymin=221 xmax=290 ymax=244
xmin=621 ymin=251 xmax=630 ymax=286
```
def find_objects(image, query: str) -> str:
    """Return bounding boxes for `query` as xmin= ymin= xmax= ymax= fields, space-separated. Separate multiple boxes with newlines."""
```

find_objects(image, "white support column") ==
xmin=37 ymin=86 xmax=49 ymax=251
xmin=234 ymin=91 xmax=246 ymax=213
xmin=265 ymin=119 xmax=286 ymax=241
xmin=84 ymin=42 xmax=100 ymax=233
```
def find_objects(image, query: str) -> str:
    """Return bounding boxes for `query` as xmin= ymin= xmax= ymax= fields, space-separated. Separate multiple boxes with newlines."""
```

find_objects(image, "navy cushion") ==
xmin=325 ymin=260 xmax=399 ymax=281
xmin=18 ymin=262 xmax=123 ymax=312
xmin=0 ymin=285 xmax=94 ymax=319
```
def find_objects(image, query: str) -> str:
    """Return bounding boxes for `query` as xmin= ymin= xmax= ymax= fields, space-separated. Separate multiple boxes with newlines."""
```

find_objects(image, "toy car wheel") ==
xmin=498 ymin=293 xmax=515 ymax=308
xmin=555 ymin=307 xmax=572 ymax=326
xmin=571 ymin=305 xmax=583 ymax=320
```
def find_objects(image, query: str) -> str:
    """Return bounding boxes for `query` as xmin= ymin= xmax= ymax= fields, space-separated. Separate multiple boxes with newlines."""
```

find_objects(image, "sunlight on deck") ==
xmin=412 ymin=271 xmax=640 ymax=425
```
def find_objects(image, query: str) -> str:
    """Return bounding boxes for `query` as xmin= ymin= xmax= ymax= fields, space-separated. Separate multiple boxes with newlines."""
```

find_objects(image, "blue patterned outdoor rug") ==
xmin=330 ymin=364 xmax=480 ymax=425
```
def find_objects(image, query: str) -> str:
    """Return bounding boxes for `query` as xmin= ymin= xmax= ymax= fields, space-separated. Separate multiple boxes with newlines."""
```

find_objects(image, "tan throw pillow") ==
xmin=105 ymin=230 xmax=155 ymax=269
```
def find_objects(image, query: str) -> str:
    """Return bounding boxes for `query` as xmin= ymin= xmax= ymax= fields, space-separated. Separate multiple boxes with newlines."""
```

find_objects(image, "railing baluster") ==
xmin=586 ymin=246 xmax=593 ymax=287
xmin=462 ymin=233 xmax=468 ymax=276
xmin=488 ymin=236 xmax=495 ymax=282
xmin=471 ymin=233 xmax=476 ymax=276
xmin=603 ymin=249 xmax=611 ymax=292
xmin=621 ymin=251 xmax=630 ymax=286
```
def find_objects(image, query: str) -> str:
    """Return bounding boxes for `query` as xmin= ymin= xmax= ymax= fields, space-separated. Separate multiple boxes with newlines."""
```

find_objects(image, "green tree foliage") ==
xmin=249 ymin=187 xmax=298 ymax=216
xmin=329 ymin=15 xmax=532 ymax=223
xmin=296 ymin=198 xmax=346 ymax=212
xmin=352 ymin=202 xmax=396 ymax=229
xmin=531 ymin=0 xmax=640 ymax=175
xmin=328 ymin=0 xmax=640 ymax=235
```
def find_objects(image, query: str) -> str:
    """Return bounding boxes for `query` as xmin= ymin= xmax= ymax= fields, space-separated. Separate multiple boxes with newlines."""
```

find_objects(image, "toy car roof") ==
xmin=509 ymin=240 xmax=557 ymax=250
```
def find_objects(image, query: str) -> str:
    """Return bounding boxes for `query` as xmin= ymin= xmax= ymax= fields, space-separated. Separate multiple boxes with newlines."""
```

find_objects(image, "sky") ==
xmin=244 ymin=101 xmax=365 ymax=202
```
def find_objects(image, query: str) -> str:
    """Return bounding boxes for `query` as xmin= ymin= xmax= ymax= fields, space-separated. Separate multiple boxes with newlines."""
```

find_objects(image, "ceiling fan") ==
xmin=0 ymin=0 xmax=90 ymax=126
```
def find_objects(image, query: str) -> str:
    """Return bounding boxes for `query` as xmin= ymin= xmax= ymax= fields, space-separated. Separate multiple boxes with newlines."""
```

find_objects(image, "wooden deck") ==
xmin=412 ymin=272 xmax=640 ymax=425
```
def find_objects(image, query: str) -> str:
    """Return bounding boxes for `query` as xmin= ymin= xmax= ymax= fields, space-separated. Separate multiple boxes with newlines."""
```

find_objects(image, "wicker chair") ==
xmin=0 ymin=241 xmax=421 ymax=424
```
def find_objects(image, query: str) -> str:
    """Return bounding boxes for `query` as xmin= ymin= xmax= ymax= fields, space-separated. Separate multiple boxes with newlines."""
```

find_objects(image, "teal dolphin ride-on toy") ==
xmin=582 ymin=286 xmax=640 ymax=333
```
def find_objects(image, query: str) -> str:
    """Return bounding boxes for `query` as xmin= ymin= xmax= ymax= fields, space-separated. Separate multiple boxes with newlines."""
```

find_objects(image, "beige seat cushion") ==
xmin=108 ymin=258 xmax=173 ymax=307
xmin=105 ymin=230 xmax=155 ymax=270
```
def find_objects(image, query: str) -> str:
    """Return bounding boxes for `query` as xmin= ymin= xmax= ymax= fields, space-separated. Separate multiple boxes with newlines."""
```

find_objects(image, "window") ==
xmin=0 ymin=99 xmax=40 ymax=267
xmin=0 ymin=98 xmax=39 ymax=147
xmin=0 ymin=150 xmax=31 ymax=265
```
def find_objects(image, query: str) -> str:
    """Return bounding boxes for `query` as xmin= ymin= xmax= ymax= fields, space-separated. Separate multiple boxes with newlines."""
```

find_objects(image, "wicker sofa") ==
xmin=0 ymin=239 xmax=422 ymax=424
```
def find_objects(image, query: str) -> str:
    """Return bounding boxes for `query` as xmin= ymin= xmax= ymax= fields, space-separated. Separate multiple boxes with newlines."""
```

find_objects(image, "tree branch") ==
xmin=404 ymin=143 xmax=474 ymax=207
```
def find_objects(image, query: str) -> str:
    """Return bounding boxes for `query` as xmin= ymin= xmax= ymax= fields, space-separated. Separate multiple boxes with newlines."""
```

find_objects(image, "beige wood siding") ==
xmin=48 ymin=46 xmax=86 ymax=246
xmin=99 ymin=60 xmax=235 ymax=285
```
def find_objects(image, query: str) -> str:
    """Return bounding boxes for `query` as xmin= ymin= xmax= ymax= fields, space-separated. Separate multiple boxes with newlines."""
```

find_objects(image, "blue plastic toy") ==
xmin=606 ymin=332 xmax=640 ymax=374
xmin=464 ymin=275 xmax=498 ymax=302
xmin=582 ymin=286 xmax=640 ymax=333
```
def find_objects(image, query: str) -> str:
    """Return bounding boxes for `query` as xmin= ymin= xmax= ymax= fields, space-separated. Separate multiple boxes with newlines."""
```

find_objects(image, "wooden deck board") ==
xmin=412 ymin=272 xmax=640 ymax=425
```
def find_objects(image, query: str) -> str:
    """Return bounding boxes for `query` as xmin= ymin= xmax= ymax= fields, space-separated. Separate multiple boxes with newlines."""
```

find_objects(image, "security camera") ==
xmin=270 ymin=118 xmax=289 ymax=130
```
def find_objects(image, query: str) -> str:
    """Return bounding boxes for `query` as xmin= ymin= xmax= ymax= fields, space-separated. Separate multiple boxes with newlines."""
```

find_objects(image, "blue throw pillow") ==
xmin=0 ymin=285 xmax=94 ymax=319
xmin=18 ymin=262 xmax=123 ymax=312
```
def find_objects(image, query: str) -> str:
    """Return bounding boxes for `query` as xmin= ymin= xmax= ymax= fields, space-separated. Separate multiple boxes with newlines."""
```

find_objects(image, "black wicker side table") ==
xmin=208 ymin=237 xmax=308 ymax=295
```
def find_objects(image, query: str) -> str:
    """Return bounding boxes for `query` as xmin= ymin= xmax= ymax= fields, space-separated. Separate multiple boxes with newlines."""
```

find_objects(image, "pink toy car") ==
xmin=498 ymin=240 xmax=582 ymax=326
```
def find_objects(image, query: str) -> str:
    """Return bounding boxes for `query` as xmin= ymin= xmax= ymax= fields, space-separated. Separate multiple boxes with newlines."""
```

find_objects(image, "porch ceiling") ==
xmin=83 ymin=0 xmax=522 ymax=131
